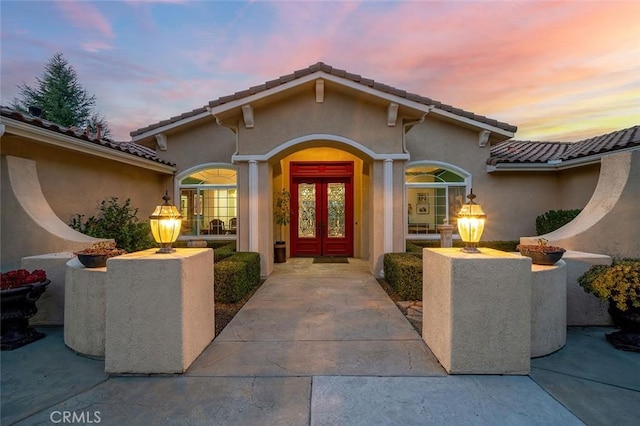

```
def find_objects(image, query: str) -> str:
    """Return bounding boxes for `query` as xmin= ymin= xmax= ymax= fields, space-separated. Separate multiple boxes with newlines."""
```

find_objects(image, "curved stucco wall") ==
xmin=521 ymin=149 xmax=640 ymax=258
xmin=1 ymin=156 xmax=100 ymax=269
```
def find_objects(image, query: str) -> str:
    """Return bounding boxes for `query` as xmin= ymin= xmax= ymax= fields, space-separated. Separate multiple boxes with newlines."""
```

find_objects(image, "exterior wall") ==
xmin=1 ymin=135 xmax=170 ymax=223
xmin=1 ymin=136 xmax=171 ymax=270
xmin=556 ymin=164 xmax=600 ymax=210
xmin=405 ymin=118 xmax=600 ymax=242
xmin=236 ymin=91 xmax=405 ymax=155
xmin=159 ymin=121 xmax=236 ymax=172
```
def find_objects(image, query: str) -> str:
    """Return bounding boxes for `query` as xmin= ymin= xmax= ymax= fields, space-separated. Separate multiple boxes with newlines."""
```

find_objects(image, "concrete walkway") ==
xmin=2 ymin=258 xmax=639 ymax=425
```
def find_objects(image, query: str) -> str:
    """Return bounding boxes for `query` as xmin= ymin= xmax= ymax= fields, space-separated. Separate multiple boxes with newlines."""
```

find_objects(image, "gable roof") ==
xmin=0 ymin=106 xmax=176 ymax=171
xmin=130 ymin=62 xmax=517 ymax=139
xmin=487 ymin=125 xmax=640 ymax=169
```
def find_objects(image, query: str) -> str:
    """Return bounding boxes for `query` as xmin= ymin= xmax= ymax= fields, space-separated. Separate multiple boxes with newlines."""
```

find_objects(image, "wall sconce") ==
xmin=457 ymin=189 xmax=486 ymax=253
xmin=149 ymin=191 xmax=182 ymax=253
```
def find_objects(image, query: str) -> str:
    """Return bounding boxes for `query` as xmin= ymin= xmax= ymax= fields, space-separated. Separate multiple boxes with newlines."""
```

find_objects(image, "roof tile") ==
xmin=487 ymin=125 xmax=639 ymax=165
xmin=0 ymin=106 xmax=175 ymax=167
xmin=130 ymin=62 xmax=518 ymax=137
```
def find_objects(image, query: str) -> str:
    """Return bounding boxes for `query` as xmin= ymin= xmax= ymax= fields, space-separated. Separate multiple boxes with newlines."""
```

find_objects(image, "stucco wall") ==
xmin=556 ymin=164 xmax=600 ymax=210
xmin=1 ymin=136 xmax=171 ymax=269
xmin=236 ymin=91 xmax=406 ymax=155
xmin=1 ymin=135 xmax=171 ymax=223
xmin=159 ymin=121 xmax=236 ymax=172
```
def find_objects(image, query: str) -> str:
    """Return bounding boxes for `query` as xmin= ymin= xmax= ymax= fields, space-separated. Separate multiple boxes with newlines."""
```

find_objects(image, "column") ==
xmin=248 ymin=160 xmax=259 ymax=252
xmin=383 ymin=159 xmax=394 ymax=253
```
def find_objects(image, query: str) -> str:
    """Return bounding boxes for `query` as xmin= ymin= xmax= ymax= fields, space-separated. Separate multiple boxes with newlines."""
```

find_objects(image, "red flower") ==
xmin=0 ymin=269 xmax=48 ymax=290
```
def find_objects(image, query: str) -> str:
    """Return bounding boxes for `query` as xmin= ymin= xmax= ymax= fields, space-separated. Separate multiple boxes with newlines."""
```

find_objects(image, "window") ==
xmin=179 ymin=167 xmax=237 ymax=237
xmin=405 ymin=163 xmax=469 ymax=237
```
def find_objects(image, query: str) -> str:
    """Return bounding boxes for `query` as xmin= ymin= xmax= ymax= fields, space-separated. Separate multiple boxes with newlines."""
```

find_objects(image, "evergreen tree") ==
xmin=11 ymin=52 xmax=111 ymax=138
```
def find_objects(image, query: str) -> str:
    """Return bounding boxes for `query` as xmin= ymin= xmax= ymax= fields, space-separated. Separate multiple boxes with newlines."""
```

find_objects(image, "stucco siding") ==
xmin=237 ymin=91 xmax=405 ymax=155
xmin=162 ymin=121 xmax=236 ymax=173
xmin=1 ymin=136 xmax=169 ymax=224
xmin=557 ymin=164 xmax=600 ymax=210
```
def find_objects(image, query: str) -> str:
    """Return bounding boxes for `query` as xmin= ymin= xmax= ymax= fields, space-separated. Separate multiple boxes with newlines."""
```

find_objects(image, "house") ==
xmin=1 ymin=62 xmax=638 ymax=276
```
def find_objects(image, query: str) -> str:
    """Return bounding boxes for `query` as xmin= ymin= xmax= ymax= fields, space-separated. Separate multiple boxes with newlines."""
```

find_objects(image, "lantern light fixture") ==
xmin=457 ymin=189 xmax=486 ymax=253
xmin=149 ymin=191 xmax=182 ymax=254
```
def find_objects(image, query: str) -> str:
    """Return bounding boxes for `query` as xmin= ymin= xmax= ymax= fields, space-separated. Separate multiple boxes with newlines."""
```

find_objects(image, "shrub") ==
xmin=578 ymin=259 xmax=640 ymax=311
xmin=406 ymin=240 xmax=519 ymax=254
xmin=70 ymin=197 xmax=155 ymax=252
xmin=536 ymin=209 xmax=581 ymax=235
xmin=383 ymin=253 xmax=422 ymax=300
xmin=214 ymin=252 xmax=261 ymax=303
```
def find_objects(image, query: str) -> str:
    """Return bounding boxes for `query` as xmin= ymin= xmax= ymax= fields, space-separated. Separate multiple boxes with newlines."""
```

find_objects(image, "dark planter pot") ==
xmin=606 ymin=301 xmax=640 ymax=352
xmin=1 ymin=280 xmax=50 ymax=351
xmin=274 ymin=242 xmax=287 ymax=263
xmin=77 ymin=254 xmax=109 ymax=268
xmin=518 ymin=246 xmax=565 ymax=265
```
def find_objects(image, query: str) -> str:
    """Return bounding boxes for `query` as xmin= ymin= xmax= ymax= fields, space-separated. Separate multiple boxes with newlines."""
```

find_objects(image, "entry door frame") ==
xmin=290 ymin=161 xmax=354 ymax=257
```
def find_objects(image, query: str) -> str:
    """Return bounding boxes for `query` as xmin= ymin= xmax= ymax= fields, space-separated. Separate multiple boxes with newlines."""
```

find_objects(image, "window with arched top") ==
xmin=405 ymin=163 xmax=470 ymax=237
xmin=178 ymin=167 xmax=237 ymax=237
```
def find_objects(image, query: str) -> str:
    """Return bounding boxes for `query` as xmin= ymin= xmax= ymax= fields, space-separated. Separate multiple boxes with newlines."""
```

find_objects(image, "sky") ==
xmin=1 ymin=0 xmax=639 ymax=142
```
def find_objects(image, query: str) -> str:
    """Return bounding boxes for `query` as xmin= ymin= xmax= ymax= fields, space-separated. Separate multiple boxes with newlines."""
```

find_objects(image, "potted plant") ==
xmin=1 ymin=269 xmax=50 ymax=350
xmin=274 ymin=189 xmax=291 ymax=263
xmin=578 ymin=259 xmax=640 ymax=351
xmin=517 ymin=238 xmax=566 ymax=265
xmin=75 ymin=241 xmax=126 ymax=268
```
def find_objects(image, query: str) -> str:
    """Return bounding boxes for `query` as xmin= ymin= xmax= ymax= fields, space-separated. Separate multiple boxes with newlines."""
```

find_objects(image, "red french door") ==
xmin=290 ymin=162 xmax=353 ymax=257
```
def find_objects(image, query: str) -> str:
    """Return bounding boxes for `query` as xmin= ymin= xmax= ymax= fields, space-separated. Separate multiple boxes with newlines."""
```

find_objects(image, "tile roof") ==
xmin=487 ymin=125 xmax=640 ymax=165
xmin=130 ymin=62 xmax=517 ymax=137
xmin=0 ymin=106 xmax=176 ymax=167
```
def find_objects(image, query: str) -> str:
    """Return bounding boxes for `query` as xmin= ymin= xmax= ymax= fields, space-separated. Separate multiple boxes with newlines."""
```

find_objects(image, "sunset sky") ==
xmin=1 ymin=0 xmax=638 ymax=142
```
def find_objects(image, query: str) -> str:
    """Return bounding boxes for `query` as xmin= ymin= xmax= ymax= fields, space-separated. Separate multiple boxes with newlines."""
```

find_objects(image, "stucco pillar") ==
xmin=248 ymin=160 xmax=259 ymax=252
xmin=423 ymin=248 xmax=532 ymax=374
xmin=105 ymin=248 xmax=214 ymax=374
xmin=383 ymin=159 xmax=394 ymax=253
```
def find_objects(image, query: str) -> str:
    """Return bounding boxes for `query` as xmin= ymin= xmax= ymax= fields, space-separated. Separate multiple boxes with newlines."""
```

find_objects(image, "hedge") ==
xmin=214 ymin=252 xmax=261 ymax=303
xmin=383 ymin=253 xmax=423 ymax=300
xmin=536 ymin=209 xmax=582 ymax=235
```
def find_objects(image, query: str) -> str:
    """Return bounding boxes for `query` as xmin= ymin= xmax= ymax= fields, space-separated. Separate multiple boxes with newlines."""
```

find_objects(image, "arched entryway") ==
xmin=290 ymin=161 xmax=354 ymax=257
xmin=269 ymin=141 xmax=370 ymax=262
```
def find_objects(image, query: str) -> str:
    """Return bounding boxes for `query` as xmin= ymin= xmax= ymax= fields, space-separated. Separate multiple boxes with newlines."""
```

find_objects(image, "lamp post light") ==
xmin=457 ymin=189 xmax=486 ymax=253
xmin=149 ymin=191 xmax=182 ymax=254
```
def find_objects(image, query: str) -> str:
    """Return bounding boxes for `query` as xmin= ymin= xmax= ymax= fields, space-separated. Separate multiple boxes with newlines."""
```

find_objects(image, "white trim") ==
xmin=131 ymin=70 xmax=515 ymax=140
xmin=175 ymin=162 xmax=237 ymax=181
xmin=241 ymin=104 xmax=254 ymax=129
xmin=232 ymin=133 xmax=410 ymax=162
xmin=315 ymin=79 xmax=325 ymax=103
xmin=404 ymin=161 xmax=472 ymax=239
xmin=387 ymin=103 xmax=399 ymax=127
xmin=405 ymin=160 xmax=473 ymax=184
xmin=248 ymin=160 xmax=259 ymax=251
xmin=130 ymin=111 xmax=211 ymax=142
xmin=1 ymin=118 xmax=175 ymax=174
xmin=383 ymin=159 xmax=394 ymax=253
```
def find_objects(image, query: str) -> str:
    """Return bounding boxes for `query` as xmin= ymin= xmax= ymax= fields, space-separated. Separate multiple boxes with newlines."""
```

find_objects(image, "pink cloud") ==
xmin=55 ymin=1 xmax=114 ymax=51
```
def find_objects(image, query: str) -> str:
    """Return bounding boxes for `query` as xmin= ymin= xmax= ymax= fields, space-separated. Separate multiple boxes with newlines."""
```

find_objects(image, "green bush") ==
xmin=406 ymin=240 xmax=519 ymax=255
xmin=383 ymin=253 xmax=423 ymax=300
xmin=214 ymin=252 xmax=261 ymax=303
xmin=69 ymin=197 xmax=155 ymax=252
xmin=536 ymin=209 xmax=582 ymax=235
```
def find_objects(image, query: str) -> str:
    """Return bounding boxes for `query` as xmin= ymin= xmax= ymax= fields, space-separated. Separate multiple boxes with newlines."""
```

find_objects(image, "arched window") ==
xmin=405 ymin=163 xmax=469 ymax=238
xmin=178 ymin=167 xmax=237 ymax=237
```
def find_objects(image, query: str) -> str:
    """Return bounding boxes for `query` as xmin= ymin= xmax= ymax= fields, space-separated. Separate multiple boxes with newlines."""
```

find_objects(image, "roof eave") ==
xmin=130 ymin=111 xmax=211 ymax=143
xmin=487 ymin=145 xmax=640 ymax=173
xmin=131 ymin=70 xmax=516 ymax=140
xmin=1 ymin=118 xmax=176 ymax=174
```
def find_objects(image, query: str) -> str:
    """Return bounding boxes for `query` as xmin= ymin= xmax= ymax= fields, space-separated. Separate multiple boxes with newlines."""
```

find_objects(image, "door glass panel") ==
xmin=298 ymin=183 xmax=316 ymax=238
xmin=327 ymin=182 xmax=345 ymax=238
